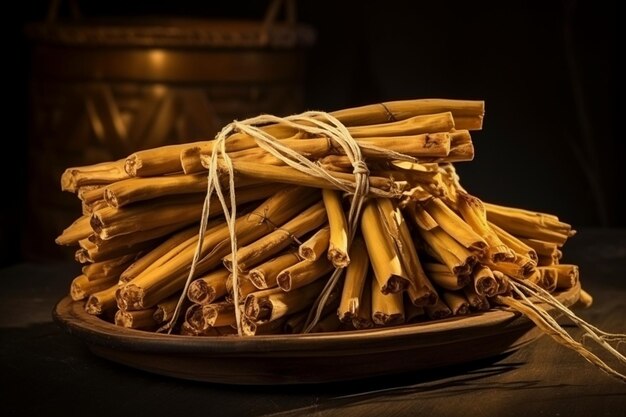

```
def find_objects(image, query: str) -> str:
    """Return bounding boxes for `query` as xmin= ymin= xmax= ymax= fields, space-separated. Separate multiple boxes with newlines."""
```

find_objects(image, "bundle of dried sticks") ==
xmin=56 ymin=98 xmax=626 ymax=381
xmin=56 ymin=98 xmax=580 ymax=331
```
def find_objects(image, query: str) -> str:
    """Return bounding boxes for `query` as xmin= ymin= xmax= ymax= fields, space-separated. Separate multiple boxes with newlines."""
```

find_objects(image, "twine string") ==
xmin=160 ymin=111 xmax=382 ymax=335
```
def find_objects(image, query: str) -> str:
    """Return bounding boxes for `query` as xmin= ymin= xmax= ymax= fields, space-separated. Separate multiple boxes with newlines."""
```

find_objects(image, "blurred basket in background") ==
xmin=24 ymin=0 xmax=315 ymax=259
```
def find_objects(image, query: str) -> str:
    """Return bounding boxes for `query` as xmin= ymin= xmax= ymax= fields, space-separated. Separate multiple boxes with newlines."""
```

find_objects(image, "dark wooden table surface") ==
xmin=1 ymin=229 xmax=625 ymax=417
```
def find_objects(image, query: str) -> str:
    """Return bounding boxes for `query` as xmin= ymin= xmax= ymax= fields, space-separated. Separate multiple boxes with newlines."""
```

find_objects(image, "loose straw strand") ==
xmin=498 ymin=281 xmax=626 ymax=382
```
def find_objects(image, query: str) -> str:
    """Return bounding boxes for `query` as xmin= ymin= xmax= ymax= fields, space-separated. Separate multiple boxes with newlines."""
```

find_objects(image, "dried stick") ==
xmin=322 ymin=189 xmax=350 ymax=268
xmin=248 ymin=251 xmax=301 ymax=289
xmin=361 ymin=199 xmax=409 ymax=294
xmin=337 ymin=237 xmax=369 ymax=322
xmin=222 ymin=202 xmax=327 ymax=272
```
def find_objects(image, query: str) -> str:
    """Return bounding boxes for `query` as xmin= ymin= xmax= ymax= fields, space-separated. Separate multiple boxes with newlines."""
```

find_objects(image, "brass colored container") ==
xmin=25 ymin=5 xmax=315 ymax=259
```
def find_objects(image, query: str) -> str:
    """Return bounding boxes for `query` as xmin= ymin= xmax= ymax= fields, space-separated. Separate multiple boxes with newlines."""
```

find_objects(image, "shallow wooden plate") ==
xmin=53 ymin=284 xmax=580 ymax=384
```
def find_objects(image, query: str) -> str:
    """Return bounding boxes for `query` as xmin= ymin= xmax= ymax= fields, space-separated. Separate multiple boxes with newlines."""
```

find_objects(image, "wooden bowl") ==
xmin=53 ymin=284 xmax=580 ymax=384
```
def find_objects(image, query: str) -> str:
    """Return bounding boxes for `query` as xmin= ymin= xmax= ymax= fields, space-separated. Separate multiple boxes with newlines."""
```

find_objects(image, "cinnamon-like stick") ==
xmin=115 ymin=308 xmax=158 ymax=330
xmin=371 ymin=277 xmax=405 ymax=326
xmin=298 ymin=227 xmax=330 ymax=262
xmin=331 ymin=99 xmax=484 ymax=130
xmin=118 ymin=188 xmax=320 ymax=309
xmin=222 ymin=202 xmax=327 ymax=272
xmin=70 ymin=274 xmax=118 ymax=301
xmin=322 ymin=189 xmax=350 ymax=267
xmin=337 ymin=237 xmax=369 ymax=322
xmin=125 ymin=143 xmax=190 ymax=177
xmin=187 ymin=269 xmax=230 ymax=304
xmin=361 ymin=199 xmax=410 ymax=294
xmin=378 ymin=200 xmax=438 ymax=305
xmin=347 ymin=112 xmax=455 ymax=137
xmin=276 ymin=257 xmax=333 ymax=292
xmin=248 ymin=251 xmax=301 ymax=289
xmin=61 ymin=160 xmax=129 ymax=193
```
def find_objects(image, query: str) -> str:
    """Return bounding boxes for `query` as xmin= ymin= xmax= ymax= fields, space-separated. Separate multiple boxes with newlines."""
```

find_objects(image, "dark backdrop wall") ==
xmin=1 ymin=0 xmax=619 ymax=266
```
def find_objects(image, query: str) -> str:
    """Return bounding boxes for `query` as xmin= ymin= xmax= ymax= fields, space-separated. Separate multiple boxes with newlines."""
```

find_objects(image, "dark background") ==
xmin=2 ymin=0 xmax=619 ymax=266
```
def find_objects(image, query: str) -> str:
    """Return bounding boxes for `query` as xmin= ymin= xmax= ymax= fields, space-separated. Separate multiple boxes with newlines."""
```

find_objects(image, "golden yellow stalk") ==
xmin=347 ymin=112 xmax=455 ymax=137
xmin=85 ymin=284 xmax=119 ymax=315
xmin=418 ymin=227 xmax=477 ymax=275
xmin=376 ymin=199 xmax=438 ymax=305
xmin=337 ymin=237 xmax=369 ymax=322
xmin=298 ymin=227 xmax=330 ymax=261
xmin=371 ymin=277 xmax=405 ymax=326
xmin=103 ymin=174 xmax=209 ymax=208
xmin=537 ymin=255 xmax=558 ymax=266
xmin=125 ymin=143 xmax=190 ymax=177
xmin=456 ymin=193 xmax=515 ymax=262
xmin=519 ymin=237 xmax=558 ymax=255
xmin=55 ymin=216 xmax=93 ymax=246
xmin=119 ymin=188 xmax=320 ymax=309
xmin=243 ymin=280 xmax=325 ymax=323
xmin=374 ymin=168 xmax=444 ymax=198
xmin=361 ymin=199 xmax=410 ymax=294
xmin=491 ymin=270 xmax=511 ymax=295
xmin=442 ymin=291 xmax=470 ymax=315
xmin=187 ymin=269 xmax=230 ymax=304
xmin=222 ymin=202 xmax=327 ymax=272
xmin=553 ymin=264 xmax=579 ymax=290
xmin=322 ymin=189 xmax=350 ymax=267
xmin=180 ymin=124 xmax=298 ymax=174
xmin=214 ymin=160 xmax=404 ymax=198
xmin=317 ymin=155 xmax=353 ymax=172
xmin=352 ymin=278 xmax=374 ymax=329
xmin=424 ymin=198 xmax=487 ymax=251
xmin=424 ymin=298 xmax=453 ymax=320
xmin=120 ymin=270 xmax=191 ymax=311
xmin=61 ymin=159 xmax=129 ymax=193
xmin=489 ymin=221 xmax=538 ymax=263
xmin=248 ymin=251 xmax=300 ymax=289
xmin=276 ymin=257 xmax=333 ymax=292
xmin=225 ymin=273 xmax=259 ymax=301
xmin=70 ymin=274 xmax=118 ymax=301
xmin=331 ymin=98 xmax=484 ymax=130
xmin=119 ymin=225 xmax=199 ymax=283
xmin=472 ymin=265 xmax=499 ymax=297
xmin=77 ymin=185 xmax=105 ymax=204
xmin=82 ymin=254 xmax=136 ymax=281
xmin=82 ymin=199 xmax=105 ymax=216
xmin=440 ymin=130 xmax=475 ymax=163
xmin=483 ymin=202 xmax=574 ymax=246
xmin=115 ymin=308 xmax=157 ymax=330
xmin=423 ymin=263 xmax=471 ymax=290
xmin=79 ymin=234 xmax=158 ymax=264
xmin=92 ymin=184 xmax=278 ymax=240
xmin=484 ymin=202 xmax=572 ymax=232
xmin=487 ymin=254 xmax=536 ymax=280
xmin=357 ymin=133 xmax=451 ymax=159
xmin=537 ymin=267 xmax=558 ymax=292
xmin=407 ymin=202 xmax=439 ymax=230
xmin=185 ymin=302 xmax=236 ymax=331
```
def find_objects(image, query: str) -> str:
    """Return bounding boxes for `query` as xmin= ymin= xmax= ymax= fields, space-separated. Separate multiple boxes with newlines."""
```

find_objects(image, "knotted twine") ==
xmin=160 ymin=111 xmax=381 ymax=336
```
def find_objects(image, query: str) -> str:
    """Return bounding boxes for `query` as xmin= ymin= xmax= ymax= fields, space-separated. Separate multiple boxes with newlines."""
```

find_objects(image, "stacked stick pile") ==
xmin=56 ymin=99 xmax=581 ymax=336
